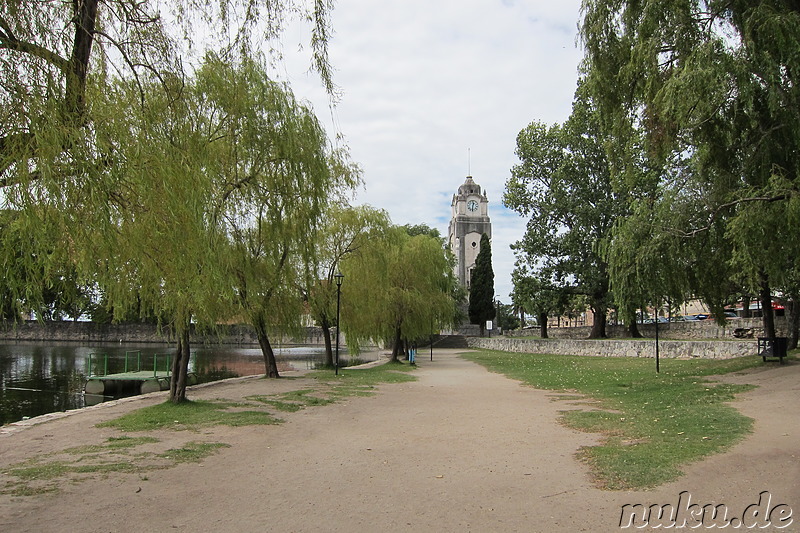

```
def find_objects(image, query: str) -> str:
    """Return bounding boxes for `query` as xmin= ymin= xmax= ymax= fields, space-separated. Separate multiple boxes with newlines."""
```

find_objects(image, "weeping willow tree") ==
xmin=203 ymin=55 xmax=361 ymax=378
xmin=81 ymin=71 xmax=234 ymax=403
xmin=303 ymin=204 xmax=391 ymax=367
xmin=341 ymin=228 xmax=458 ymax=362
xmin=581 ymin=1 xmax=800 ymax=338
xmin=88 ymin=54 xmax=357 ymax=396
xmin=1 ymin=1 xmax=338 ymax=401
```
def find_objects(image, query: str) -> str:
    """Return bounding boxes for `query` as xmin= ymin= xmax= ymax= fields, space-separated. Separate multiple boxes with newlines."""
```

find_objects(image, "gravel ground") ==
xmin=0 ymin=349 xmax=797 ymax=532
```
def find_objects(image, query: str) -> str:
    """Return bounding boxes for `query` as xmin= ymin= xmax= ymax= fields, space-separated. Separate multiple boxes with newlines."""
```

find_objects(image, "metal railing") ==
xmin=87 ymin=351 xmax=174 ymax=378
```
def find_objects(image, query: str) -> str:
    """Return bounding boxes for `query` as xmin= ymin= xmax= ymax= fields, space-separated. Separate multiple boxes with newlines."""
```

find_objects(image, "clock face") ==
xmin=467 ymin=200 xmax=478 ymax=212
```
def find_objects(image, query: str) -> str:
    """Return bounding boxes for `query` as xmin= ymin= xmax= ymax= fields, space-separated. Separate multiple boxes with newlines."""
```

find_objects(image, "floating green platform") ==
xmin=83 ymin=351 xmax=195 ymax=396
xmin=85 ymin=370 xmax=173 ymax=395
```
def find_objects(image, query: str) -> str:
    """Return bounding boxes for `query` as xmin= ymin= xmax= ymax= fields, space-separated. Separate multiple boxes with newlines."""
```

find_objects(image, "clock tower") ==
xmin=448 ymin=175 xmax=491 ymax=288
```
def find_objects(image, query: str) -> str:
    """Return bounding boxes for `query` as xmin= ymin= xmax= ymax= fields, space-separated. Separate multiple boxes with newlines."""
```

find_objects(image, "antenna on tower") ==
xmin=468 ymin=148 xmax=471 ymax=176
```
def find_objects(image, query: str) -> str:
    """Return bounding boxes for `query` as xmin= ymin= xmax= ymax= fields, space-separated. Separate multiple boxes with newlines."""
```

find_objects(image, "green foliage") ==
xmin=0 ymin=209 xmax=93 ymax=321
xmin=464 ymin=350 xmax=760 ymax=489
xmin=0 ymin=0 xmax=340 ymax=397
xmin=511 ymin=265 xmax=580 ymax=335
xmin=504 ymin=87 xmax=622 ymax=336
xmin=341 ymin=227 xmax=458 ymax=359
xmin=401 ymin=223 xmax=444 ymax=243
xmin=201 ymin=54 xmax=360 ymax=376
xmin=468 ymin=233 xmax=496 ymax=332
xmin=495 ymin=301 xmax=520 ymax=330
xmin=581 ymin=1 xmax=800 ymax=331
xmin=304 ymin=205 xmax=390 ymax=365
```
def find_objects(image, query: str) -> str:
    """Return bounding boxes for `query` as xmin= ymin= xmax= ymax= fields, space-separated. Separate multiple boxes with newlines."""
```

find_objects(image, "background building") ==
xmin=448 ymin=176 xmax=492 ymax=288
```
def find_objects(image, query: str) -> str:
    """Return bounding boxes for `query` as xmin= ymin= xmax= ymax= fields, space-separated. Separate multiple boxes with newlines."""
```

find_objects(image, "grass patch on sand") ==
xmin=247 ymin=388 xmax=336 ymax=411
xmin=463 ymin=350 xmax=763 ymax=490
xmin=312 ymin=360 xmax=417 ymax=397
xmin=248 ymin=360 xmax=418 ymax=409
xmin=1 ymin=434 xmax=231 ymax=496
xmin=98 ymin=399 xmax=282 ymax=432
xmin=314 ymin=360 xmax=417 ymax=385
xmin=158 ymin=441 xmax=230 ymax=463
xmin=2 ymin=360 xmax=416 ymax=497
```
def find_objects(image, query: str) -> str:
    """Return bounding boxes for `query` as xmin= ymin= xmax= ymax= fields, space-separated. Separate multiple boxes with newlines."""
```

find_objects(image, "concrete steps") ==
xmin=430 ymin=334 xmax=469 ymax=349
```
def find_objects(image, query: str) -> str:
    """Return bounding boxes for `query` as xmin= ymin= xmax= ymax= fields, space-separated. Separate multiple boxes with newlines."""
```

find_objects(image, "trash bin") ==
xmin=758 ymin=337 xmax=788 ymax=363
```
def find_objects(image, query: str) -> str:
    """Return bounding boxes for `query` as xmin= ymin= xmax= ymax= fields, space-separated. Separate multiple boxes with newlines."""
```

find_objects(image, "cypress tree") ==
xmin=469 ymin=234 xmax=496 ymax=336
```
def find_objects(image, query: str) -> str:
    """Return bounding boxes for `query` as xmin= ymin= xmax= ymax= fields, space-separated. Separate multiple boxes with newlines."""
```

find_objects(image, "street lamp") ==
xmin=334 ymin=272 xmax=344 ymax=376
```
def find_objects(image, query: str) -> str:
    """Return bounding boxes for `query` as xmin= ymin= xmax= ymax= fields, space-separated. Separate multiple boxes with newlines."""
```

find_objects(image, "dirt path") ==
xmin=1 ymin=350 xmax=798 ymax=532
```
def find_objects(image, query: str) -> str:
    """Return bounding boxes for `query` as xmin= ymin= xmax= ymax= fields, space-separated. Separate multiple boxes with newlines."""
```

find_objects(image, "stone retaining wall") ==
xmin=468 ymin=336 xmax=757 ymax=359
xmin=0 ymin=321 xmax=330 ymax=346
xmin=505 ymin=317 xmax=788 ymax=341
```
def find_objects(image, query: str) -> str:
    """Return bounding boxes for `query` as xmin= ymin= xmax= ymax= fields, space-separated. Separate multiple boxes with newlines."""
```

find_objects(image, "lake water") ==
xmin=0 ymin=341 xmax=359 ymax=425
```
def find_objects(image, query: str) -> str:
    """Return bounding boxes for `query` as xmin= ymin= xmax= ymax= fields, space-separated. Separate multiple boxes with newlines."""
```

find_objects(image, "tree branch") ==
xmin=678 ymin=193 xmax=792 ymax=238
xmin=0 ymin=14 xmax=70 ymax=73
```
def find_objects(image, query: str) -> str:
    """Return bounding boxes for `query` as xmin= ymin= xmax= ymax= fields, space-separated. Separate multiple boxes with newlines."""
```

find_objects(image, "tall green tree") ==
xmin=196 ymin=55 xmax=359 ymax=379
xmin=504 ymin=87 xmax=623 ymax=338
xmin=342 ymin=228 xmax=458 ymax=362
xmin=581 ymin=0 xmax=800 ymax=337
xmin=607 ymin=186 xmax=742 ymax=334
xmin=0 ymin=0 xmax=334 ymax=156
xmin=468 ymin=233 xmax=495 ymax=336
xmin=89 ymin=71 xmax=233 ymax=403
xmin=510 ymin=266 xmax=574 ymax=339
xmin=1 ymin=1 xmax=338 ymax=401
xmin=495 ymin=301 xmax=520 ymax=331
xmin=301 ymin=205 xmax=389 ymax=367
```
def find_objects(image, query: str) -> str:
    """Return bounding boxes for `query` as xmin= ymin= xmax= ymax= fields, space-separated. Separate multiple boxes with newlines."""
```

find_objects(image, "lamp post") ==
xmin=334 ymin=272 xmax=344 ymax=376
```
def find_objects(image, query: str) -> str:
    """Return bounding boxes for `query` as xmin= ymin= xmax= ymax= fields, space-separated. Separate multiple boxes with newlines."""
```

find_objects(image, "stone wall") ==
xmin=467 ymin=336 xmax=758 ymax=359
xmin=505 ymin=317 xmax=787 ymax=341
xmin=0 ymin=321 xmax=331 ymax=346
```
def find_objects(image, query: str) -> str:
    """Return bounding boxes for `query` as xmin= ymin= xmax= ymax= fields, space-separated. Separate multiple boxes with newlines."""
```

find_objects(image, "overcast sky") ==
xmin=278 ymin=0 xmax=585 ymax=301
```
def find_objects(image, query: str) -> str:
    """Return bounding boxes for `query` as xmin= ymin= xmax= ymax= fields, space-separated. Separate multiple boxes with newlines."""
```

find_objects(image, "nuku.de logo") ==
xmin=619 ymin=491 xmax=793 ymax=529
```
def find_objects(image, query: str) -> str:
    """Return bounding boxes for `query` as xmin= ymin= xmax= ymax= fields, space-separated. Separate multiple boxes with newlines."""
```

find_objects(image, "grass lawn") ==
xmin=462 ymin=350 xmax=776 ymax=490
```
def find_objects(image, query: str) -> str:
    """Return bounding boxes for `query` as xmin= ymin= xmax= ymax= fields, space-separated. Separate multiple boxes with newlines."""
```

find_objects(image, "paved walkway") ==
xmin=1 ymin=349 xmax=798 ymax=532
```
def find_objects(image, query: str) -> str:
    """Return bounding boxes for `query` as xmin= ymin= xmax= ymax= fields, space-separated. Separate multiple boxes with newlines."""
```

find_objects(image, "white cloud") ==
xmin=278 ymin=0 xmax=584 ymax=301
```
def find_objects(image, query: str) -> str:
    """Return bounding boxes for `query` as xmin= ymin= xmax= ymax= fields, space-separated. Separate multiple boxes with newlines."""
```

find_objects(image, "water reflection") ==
xmin=0 ymin=341 xmax=356 ymax=425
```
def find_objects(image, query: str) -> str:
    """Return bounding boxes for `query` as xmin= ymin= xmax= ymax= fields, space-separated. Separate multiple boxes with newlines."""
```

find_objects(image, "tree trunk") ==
xmin=741 ymin=295 xmax=752 ymax=318
xmin=788 ymin=297 xmax=800 ymax=350
xmin=759 ymin=275 xmax=776 ymax=338
xmin=390 ymin=325 xmax=402 ymax=362
xmin=67 ymin=0 xmax=99 ymax=115
xmin=169 ymin=327 xmax=191 ymax=403
xmin=254 ymin=317 xmax=280 ymax=378
xmin=589 ymin=303 xmax=607 ymax=339
xmin=538 ymin=312 xmax=548 ymax=339
xmin=169 ymin=335 xmax=181 ymax=400
xmin=320 ymin=316 xmax=334 ymax=367
xmin=628 ymin=320 xmax=642 ymax=338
